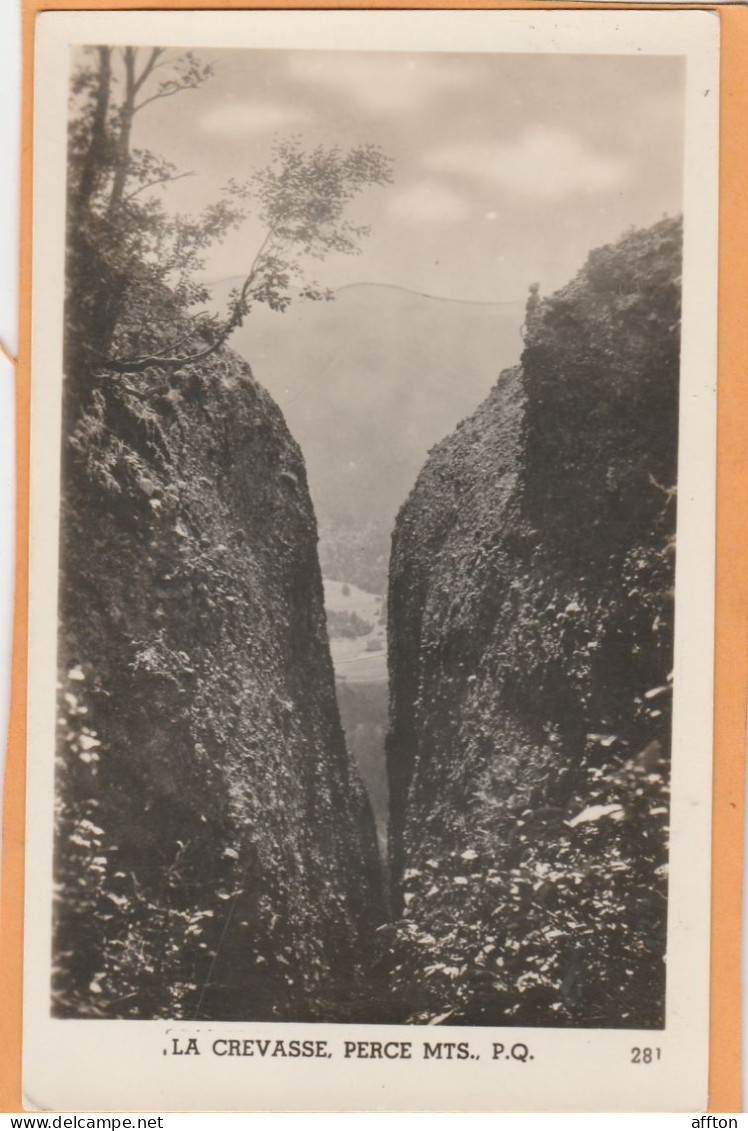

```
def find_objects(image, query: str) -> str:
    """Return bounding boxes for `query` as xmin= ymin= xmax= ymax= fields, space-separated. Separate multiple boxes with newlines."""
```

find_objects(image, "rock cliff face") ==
xmin=54 ymin=346 xmax=382 ymax=1021
xmin=386 ymin=219 xmax=680 ymax=1028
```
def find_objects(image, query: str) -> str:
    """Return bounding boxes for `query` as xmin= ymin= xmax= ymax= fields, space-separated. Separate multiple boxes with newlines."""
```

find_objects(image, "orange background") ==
xmin=2 ymin=0 xmax=746 ymax=1114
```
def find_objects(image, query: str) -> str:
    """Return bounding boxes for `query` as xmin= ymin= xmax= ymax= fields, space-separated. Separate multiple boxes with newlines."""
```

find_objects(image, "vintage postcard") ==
xmin=21 ymin=7 xmax=719 ymax=1111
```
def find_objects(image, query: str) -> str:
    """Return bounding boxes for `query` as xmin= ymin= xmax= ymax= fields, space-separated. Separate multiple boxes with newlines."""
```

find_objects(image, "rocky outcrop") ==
xmin=385 ymin=219 xmax=680 ymax=1028
xmin=54 ymin=346 xmax=382 ymax=1021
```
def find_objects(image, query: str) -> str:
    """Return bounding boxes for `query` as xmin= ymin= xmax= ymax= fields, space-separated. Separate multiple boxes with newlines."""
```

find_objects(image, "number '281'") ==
xmin=631 ymin=1047 xmax=662 ymax=1064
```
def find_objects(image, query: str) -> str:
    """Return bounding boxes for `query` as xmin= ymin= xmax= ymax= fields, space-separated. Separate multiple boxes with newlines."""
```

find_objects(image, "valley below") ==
xmin=323 ymin=578 xmax=390 ymax=859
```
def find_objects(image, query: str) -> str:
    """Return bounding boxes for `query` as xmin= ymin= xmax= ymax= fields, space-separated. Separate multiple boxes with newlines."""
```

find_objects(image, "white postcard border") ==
xmin=24 ymin=8 xmax=720 ymax=1112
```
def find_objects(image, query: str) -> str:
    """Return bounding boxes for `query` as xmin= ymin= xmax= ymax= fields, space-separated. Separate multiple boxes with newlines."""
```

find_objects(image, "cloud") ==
xmin=197 ymin=100 xmax=312 ymax=137
xmin=285 ymin=55 xmax=472 ymax=115
xmin=424 ymin=129 xmax=629 ymax=201
xmin=387 ymin=180 xmax=470 ymax=224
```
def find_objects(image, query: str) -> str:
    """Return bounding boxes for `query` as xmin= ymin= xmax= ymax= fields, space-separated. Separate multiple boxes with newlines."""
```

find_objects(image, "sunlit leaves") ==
xmin=67 ymin=50 xmax=392 ymax=377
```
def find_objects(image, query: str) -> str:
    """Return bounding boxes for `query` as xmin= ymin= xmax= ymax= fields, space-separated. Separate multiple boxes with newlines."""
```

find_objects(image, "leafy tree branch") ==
xmin=66 ymin=46 xmax=392 ymax=387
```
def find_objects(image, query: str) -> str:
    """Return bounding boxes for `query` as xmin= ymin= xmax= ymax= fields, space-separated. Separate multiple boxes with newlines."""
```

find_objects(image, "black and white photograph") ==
xmin=24 ymin=8 xmax=719 ymax=1112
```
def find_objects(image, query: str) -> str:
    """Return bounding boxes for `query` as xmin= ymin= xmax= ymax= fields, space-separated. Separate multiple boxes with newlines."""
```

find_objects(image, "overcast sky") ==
xmin=98 ymin=47 xmax=684 ymax=303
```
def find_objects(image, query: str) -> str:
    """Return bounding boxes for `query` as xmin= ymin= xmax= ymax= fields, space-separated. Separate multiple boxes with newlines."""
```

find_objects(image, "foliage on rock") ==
xmin=56 ymin=336 xmax=384 ymax=1020
xmin=56 ymin=42 xmax=387 ymax=1019
xmin=385 ymin=218 xmax=680 ymax=1027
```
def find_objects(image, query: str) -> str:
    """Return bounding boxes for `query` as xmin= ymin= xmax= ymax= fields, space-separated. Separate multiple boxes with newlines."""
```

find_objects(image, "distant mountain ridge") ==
xmin=210 ymin=275 xmax=526 ymax=309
